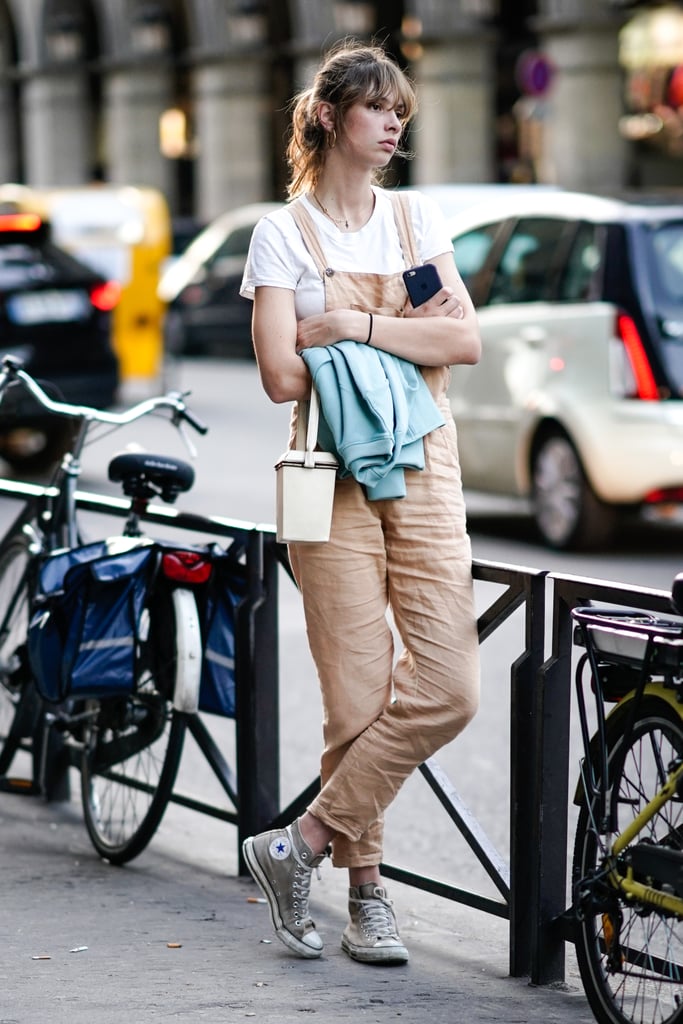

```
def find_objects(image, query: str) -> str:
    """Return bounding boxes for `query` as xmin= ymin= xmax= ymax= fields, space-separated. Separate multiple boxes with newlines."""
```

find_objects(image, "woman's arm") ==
xmin=251 ymin=286 xmax=311 ymax=404
xmin=295 ymin=251 xmax=481 ymax=368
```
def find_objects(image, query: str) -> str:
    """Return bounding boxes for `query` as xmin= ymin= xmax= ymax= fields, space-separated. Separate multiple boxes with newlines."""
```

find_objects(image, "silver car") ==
xmin=444 ymin=188 xmax=683 ymax=549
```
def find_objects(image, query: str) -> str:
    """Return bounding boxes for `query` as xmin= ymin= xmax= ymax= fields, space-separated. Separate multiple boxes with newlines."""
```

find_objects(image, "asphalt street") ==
xmin=1 ymin=787 xmax=594 ymax=1024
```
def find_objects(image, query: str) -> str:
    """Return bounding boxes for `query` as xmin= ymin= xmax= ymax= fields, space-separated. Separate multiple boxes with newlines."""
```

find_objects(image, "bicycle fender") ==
xmin=171 ymin=587 xmax=202 ymax=714
xmin=605 ymin=681 xmax=681 ymax=719
xmin=573 ymin=683 xmax=682 ymax=805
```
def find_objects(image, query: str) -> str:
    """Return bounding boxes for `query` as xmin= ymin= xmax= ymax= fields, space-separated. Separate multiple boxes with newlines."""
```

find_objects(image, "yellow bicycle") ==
xmin=571 ymin=580 xmax=683 ymax=1024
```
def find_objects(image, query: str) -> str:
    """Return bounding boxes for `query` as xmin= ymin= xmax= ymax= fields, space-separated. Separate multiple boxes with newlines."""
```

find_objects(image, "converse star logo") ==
xmin=269 ymin=836 xmax=291 ymax=859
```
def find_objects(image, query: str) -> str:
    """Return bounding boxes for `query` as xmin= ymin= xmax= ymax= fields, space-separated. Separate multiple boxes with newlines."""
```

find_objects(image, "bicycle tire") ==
xmin=0 ymin=535 xmax=36 ymax=776
xmin=573 ymin=696 xmax=683 ymax=1024
xmin=80 ymin=585 xmax=189 ymax=865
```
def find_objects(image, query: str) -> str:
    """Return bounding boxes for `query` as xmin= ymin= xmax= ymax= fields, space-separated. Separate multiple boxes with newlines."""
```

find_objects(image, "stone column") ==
xmin=21 ymin=72 xmax=92 ymax=185
xmin=535 ymin=21 xmax=626 ymax=189
xmin=0 ymin=82 xmax=19 ymax=182
xmin=101 ymin=66 xmax=175 ymax=203
xmin=412 ymin=38 xmax=496 ymax=185
xmin=192 ymin=59 xmax=270 ymax=222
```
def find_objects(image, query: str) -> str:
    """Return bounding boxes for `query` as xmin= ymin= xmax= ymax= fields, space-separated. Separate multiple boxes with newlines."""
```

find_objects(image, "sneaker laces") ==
xmin=289 ymin=846 xmax=328 ymax=931
xmin=353 ymin=888 xmax=399 ymax=942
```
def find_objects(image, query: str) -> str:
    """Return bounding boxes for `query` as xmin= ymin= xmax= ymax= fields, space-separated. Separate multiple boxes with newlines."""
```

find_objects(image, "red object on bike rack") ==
xmin=161 ymin=549 xmax=213 ymax=584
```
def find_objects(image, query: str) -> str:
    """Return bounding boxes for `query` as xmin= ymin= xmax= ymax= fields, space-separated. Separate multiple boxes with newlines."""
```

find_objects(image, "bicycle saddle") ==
xmin=108 ymin=451 xmax=195 ymax=503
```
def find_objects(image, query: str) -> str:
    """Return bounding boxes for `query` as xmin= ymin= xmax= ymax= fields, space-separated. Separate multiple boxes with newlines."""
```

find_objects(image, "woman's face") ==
xmin=337 ymin=94 xmax=405 ymax=170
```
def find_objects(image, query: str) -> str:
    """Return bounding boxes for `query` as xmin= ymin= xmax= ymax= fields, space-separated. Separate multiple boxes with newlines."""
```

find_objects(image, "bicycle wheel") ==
xmin=0 ymin=536 xmax=35 ymax=776
xmin=80 ymin=587 xmax=189 ymax=865
xmin=573 ymin=696 xmax=683 ymax=1024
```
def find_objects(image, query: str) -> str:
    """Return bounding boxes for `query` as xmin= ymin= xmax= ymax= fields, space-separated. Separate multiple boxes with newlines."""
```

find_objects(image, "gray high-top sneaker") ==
xmin=242 ymin=820 xmax=326 ymax=958
xmin=341 ymin=882 xmax=409 ymax=964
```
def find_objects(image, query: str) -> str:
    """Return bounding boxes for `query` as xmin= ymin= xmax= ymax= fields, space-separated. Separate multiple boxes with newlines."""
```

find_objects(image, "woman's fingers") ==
xmin=404 ymin=286 xmax=464 ymax=319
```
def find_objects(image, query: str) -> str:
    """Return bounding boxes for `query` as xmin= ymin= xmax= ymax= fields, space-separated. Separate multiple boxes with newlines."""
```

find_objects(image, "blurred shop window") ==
xmin=334 ymin=2 xmax=374 ymax=35
xmin=227 ymin=1 xmax=268 ymax=44
xmin=619 ymin=4 xmax=683 ymax=157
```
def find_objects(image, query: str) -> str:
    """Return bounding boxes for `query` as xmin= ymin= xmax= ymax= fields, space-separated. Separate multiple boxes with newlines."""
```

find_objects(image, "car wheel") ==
xmin=531 ymin=431 xmax=617 ymax=550
xmin=0 ymin=420 xmax=76 ymax=476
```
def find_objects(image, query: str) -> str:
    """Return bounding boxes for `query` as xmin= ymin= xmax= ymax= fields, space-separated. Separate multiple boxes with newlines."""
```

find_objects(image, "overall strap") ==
xmin=289 ymin=192 xmax=420 ymax=272
xmin=388 ymin=190 xmax=420 ymax=268
xmin=287 ymin=198 xmax=329 ymax=277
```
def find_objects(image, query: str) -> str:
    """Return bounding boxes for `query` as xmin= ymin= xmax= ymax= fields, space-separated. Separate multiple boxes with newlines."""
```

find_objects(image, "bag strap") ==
xmin=295 ymin=384 xmax=321 ymax=466
xmin=304 ymin=385 xmax=320 ymax=467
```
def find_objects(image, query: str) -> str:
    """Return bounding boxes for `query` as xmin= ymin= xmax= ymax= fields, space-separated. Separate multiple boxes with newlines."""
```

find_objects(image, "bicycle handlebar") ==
xmin=0 ymin=355 xmax=208 ymax=435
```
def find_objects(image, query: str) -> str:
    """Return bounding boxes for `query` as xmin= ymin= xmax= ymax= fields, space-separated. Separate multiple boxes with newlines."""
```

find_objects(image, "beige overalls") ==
xmin=287 ymin=193 xmax=480 ymax=869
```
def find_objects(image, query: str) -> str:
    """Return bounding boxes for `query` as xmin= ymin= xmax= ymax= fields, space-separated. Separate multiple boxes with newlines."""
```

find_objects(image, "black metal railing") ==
xmin=0 ymin=479 xmax=675 ymax=988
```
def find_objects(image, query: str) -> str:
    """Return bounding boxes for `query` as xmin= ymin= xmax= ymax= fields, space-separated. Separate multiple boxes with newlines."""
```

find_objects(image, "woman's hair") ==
xmin=286 ymin=39 xmax=417 ymax=199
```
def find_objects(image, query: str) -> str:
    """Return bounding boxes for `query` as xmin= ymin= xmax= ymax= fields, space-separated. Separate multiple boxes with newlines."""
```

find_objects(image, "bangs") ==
xmin=327 ymin=51 xmax=417 ymax=122
xmin=366 ymin=68 xmax=416 ymax=121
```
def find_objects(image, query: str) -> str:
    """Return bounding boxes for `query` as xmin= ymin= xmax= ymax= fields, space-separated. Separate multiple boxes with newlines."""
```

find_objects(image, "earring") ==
xmin=328 ymin=128 xmax=337 ymax=148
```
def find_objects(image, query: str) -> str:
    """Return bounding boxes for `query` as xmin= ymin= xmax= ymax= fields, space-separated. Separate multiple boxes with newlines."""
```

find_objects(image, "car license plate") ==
xmin=6 ymin=289 xmax=90 ymax=325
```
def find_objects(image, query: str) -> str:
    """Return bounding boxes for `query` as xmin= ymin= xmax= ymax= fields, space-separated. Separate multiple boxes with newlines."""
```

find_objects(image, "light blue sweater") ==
xmin=301 ymin=341 xmax=445 ymax=499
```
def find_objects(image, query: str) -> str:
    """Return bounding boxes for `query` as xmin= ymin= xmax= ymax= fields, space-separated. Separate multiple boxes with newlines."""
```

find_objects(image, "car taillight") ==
xmin=90 ymin=280 xmax=122 ymax=311
xmin=614 ymin=313 xmax=659 ymax=401
xmin=0 ymin=212 xmax=42 ymax=232
xmin=644 ymin=487 xmax=683 ymax=503
xmin=161 ymin=550 xmax=213 ymax=584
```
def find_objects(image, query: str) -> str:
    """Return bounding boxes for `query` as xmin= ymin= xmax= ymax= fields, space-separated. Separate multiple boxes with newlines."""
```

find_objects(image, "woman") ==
xmin=240 ymin=39 xmax=481 ymax=966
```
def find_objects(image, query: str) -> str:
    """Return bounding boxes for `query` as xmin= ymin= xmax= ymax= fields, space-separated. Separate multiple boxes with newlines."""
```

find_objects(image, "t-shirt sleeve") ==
xmin=409 ymin=191 xmax=454 ymax=264
xmin=240 ymin=214 xmax=299 ymax=300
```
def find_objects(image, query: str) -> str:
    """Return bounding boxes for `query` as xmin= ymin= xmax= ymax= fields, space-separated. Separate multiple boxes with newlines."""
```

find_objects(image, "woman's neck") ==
xmin=311 ymin=172 xmax=376 ymax=232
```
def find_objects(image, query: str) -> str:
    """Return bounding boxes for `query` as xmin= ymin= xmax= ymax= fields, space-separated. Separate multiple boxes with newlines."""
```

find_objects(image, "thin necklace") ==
xmin=312 ymin=191 xmax=349 ymax=229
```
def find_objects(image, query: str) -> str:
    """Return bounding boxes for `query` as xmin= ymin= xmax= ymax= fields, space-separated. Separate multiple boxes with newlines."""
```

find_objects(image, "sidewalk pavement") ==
xmin=1 ymin=791 xmax=594 ymax=1024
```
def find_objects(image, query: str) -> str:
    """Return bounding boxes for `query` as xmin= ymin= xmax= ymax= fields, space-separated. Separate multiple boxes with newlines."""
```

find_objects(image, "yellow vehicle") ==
xmin=0 ymin=183 xmax=171 ymax=390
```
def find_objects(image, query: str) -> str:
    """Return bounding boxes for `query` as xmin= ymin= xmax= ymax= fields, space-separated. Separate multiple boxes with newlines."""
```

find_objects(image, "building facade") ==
xmin=0 ymin=0 xmax=681 ymax=221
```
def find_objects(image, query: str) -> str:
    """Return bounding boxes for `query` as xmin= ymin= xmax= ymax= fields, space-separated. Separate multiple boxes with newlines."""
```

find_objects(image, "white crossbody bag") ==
xmin=275 ymin=385 xmax=338 ymax=543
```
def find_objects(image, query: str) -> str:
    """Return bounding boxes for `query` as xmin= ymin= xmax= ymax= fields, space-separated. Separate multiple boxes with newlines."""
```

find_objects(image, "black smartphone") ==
xmin=402 ymin=264 xmax=443 ymax=307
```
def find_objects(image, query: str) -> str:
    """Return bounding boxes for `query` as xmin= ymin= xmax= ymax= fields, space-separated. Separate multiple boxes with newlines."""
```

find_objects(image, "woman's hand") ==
xmin=296 ymin=308 xmax=368 ymax=351
xmin=363 ymin=251 xmax=480 ymax=367
xmin=403 ymin=285 xmax=465 ymax=321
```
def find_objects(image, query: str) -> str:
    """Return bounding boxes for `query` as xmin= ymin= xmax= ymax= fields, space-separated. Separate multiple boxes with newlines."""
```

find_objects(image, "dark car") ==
xmin=158 ymin=202 xmax=282 ymax=358
xmin=443 ymin=188 xmax=683 ymax=549
xmin=0 ymin=210 xmax=120 ymax=472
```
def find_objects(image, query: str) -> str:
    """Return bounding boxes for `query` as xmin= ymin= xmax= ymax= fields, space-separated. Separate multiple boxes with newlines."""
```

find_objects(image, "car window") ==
xmin=0 ymin=242 xmax=91 ymax=288
xmin=209 ymin=224 xmax=256 ymax=264
xmin=0 ymin=245 xmax=52 ymax=288
xmin=452 ymin=224 xmax=498 ymax=283
xmin=488 ymin=218 xmax=569 ymax=304
xmin=648 ymin=222 xmax=683 ymax=303
xmin=0 ymin=238 xmax=98 ymax=291
xmin=558 ymin=222 xmax=601 ymax=301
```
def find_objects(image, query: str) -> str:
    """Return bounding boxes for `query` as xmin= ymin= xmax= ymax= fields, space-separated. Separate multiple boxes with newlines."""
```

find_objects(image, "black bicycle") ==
xmin=570 ymin=577 xmax=683 ymax=1024
xmin=0 ymin=355 xmax=226 ymax=865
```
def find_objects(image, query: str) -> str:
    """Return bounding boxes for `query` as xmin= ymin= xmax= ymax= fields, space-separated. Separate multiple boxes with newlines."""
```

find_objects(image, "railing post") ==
xmin=529 ymin=582 xmax=574 ymax=985
xmin=235 ymin=530 xmax=280 ymax=873
xmin=509 ymin=569 xmax=547 ymax=978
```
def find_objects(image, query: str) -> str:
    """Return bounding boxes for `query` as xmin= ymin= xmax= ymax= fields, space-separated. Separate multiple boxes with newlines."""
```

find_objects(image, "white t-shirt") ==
xmin=240 ymin=187 xmax=453 ymax=321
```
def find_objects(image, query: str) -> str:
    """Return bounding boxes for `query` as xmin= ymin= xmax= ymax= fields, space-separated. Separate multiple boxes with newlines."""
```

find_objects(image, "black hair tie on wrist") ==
xmin=365 ymin=312 xmax=374 ymax=345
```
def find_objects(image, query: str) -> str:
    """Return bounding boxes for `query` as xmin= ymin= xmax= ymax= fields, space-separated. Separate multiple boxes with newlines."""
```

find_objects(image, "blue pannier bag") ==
xmin=28 ymin=540 xmax=155 ymax=704
xmin=198 ymin=553 xmax=247 ymax=718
